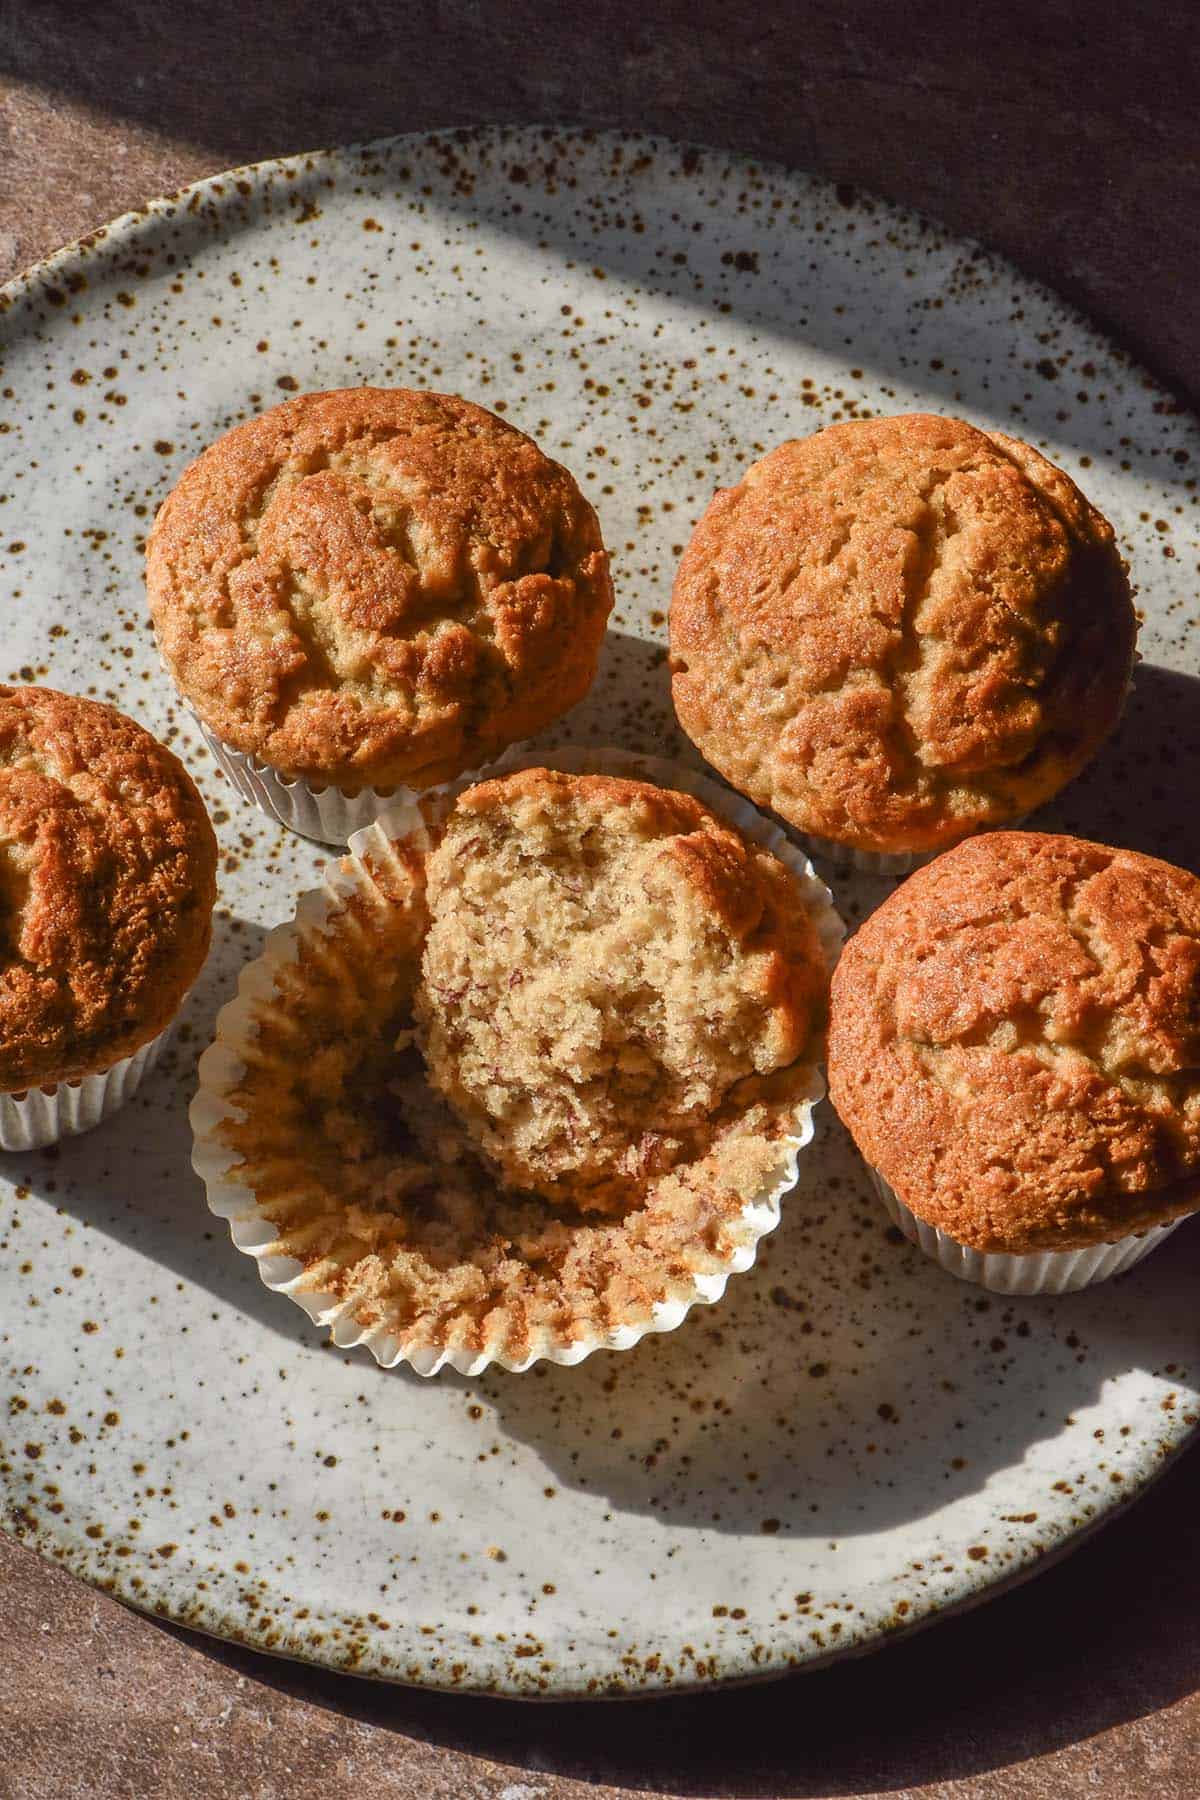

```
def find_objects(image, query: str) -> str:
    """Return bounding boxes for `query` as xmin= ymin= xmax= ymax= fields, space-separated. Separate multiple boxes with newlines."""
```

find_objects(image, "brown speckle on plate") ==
xmin=0 ymin=123 xmax=1197 ymax=1700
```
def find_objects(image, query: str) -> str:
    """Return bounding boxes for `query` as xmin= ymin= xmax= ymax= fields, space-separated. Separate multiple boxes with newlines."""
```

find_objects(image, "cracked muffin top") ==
xmin=147 ymin=387 xmax=613 ymax=789
xmin=828 ymin=832 xmax=1200 ymax=1251
xmin=416 ymin=766 xmax=829 ymax=1213
xmin=669 ymin=414 xmax=1136 ymax=855
xmin=0 ymin=686 xmax=218 ymax=1090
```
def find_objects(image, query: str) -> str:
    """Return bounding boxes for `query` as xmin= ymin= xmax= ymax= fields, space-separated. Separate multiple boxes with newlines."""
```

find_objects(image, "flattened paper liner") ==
xmin=191 ymin=747 xmax=844 ymax=1373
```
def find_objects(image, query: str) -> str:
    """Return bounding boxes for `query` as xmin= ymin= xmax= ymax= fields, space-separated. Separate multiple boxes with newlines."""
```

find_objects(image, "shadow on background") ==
xmin=1 ymin=2 xmax=1197 ymax=404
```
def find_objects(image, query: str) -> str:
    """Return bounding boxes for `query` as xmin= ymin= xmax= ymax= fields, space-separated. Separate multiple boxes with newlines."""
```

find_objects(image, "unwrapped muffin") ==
xmin=192 ymin=755 xmax=841 ymax=1373
xmin=0 ymin=686 xmax=218 ymax=1148
xmin=828 ymin=831 xmax=1200 ymax=1292
xmin=670 ymin=413 xmax=1136 ymax=864
xmin=417 ymin=766 xmax=824 ymax=1214
xmin=147 ymin=387 xmax=613 ymax=842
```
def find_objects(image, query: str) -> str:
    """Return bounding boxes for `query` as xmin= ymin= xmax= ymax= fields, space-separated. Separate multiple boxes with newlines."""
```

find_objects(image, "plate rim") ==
xmin=0 ymin=119 xmax=1182 ymax=418
xmin=1 ymin=121 xmax=1197 ymax=1699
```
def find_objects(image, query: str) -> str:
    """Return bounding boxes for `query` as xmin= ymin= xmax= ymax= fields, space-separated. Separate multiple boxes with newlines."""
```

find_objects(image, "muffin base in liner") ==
xmin=191 ymin=746 xmax=845 ymax=1375
xmin=195 ymin=719 xmax=409 ymax=846
xmin=0 ymin=1021 xmax=174 ymax=1153
xmin=870 ymin=1168 xmax=1189 ymax=1295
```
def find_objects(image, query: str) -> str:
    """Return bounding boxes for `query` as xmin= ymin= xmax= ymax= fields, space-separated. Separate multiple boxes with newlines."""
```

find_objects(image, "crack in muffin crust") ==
xmin=147 ymin=388 xmax=613 ymax=788
xmin=670 ymin=414 xmax=1136 ymax=855
xmin=828 ymin=832 xmax=1200 ymax=1251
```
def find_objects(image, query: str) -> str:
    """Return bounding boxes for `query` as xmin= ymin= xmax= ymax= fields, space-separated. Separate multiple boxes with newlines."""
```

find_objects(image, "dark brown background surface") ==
xmin=1 ymin=4 xmax=1198 ymax=1796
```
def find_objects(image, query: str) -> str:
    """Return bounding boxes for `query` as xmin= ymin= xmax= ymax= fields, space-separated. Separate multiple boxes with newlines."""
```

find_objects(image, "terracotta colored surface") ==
xmin=1 ymin=5 xmax=1198 ymax=1796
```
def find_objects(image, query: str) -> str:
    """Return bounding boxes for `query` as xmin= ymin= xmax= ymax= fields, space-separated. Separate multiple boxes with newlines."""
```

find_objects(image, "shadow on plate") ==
xmin=471 ymin=1113 xmax=1200 ymax=1541
xmin=163 ymin=1417 xmax=1200 ymax=1796
xmin=514 ymin=626 xmax=685 ymax=766
xmin=419 ymin=144 xmax=1199 ymax=495
xmin=9 ymin=910 xmax=312 ymax=1348
xmin=8 ymin=110 xmax=1198 ymax=520
xmin=1031 ymin=661 xmax=1200 ymax=873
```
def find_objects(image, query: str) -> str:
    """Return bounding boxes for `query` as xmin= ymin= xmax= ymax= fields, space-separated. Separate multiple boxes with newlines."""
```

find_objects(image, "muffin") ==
xmin=0 ymin=686 xmax=218 ymax=1150
xmin=828 ymin=831 xmax=1200 ymax=1292
xmin=147 ymin=387 xmax=613 ymax=844
xmin=417 ymin=766 xmax=825 ymax=1214
xmin=670 ymin=413 xmax=1136 ymax=868
xmin=192 ymin=756 xmax=841 ymax=1373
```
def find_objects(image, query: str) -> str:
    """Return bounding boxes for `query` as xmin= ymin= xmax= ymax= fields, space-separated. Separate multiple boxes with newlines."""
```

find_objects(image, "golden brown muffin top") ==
xmin=828 ymin=832 xmax=1200 ymax=1251
xmin=147 ymin=388 xmax=613 ymax=789
xmin=416 ymin=767 xmax=828 ymax=1212
xmin=670 ymin=413 xmax=1136 ymax=854
xmin=0 ymin=687 xmax=218 ymax=1090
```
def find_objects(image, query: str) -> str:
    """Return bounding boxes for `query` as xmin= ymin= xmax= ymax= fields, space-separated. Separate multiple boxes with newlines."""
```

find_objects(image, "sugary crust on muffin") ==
xmin=827 ymin=832 xmax=1200 ymax=1251
xmin=0 ymin=686 xmax=218 ymax=1089
xmin=217 ymin=772 xmax=829 ymax=1362
xmin=147 ymin=388 xmax=613 ymax=788
xmin=415 ymin=767 xmax=827 ymax=1211
xmin=670 ymin=414 xmax=1136 ymax=854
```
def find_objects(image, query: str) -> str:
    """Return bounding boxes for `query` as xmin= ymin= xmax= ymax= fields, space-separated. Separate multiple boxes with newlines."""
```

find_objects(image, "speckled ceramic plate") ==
xmin=1 ymin=127 xmax=1198 ymax=1698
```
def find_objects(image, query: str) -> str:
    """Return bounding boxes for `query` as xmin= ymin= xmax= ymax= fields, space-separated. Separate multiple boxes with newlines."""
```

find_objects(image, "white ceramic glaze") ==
xmin=0 ymin=127 xmax=1197 ymax=1697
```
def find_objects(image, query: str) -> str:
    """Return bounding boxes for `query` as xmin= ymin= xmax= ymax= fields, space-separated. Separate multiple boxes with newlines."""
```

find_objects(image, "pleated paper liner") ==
xmin=191 ymin=747 xmax=845 ymax=1374
xmin=0 ymin=1020 xmax=175 ymax=1153
xmin=195 ymin=718 xmax=412 ymax=847
xmin=799 ymin=834 xmax=929 ymax=877
xmin=871 ymin=1166 xmax=1190 ymax=1295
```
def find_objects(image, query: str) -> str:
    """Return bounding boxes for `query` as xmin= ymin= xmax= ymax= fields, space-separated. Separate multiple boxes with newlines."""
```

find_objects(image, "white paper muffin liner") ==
xmin=870 ymin=1167 xmax=1189 ymax=1295
xmin=191 ymin=745 xmax=845 ymax=1374
xmin=0 ymin=1021 xmax=174 ymax=1153
xmin=195 ymin=719 xmax=413 ymax=846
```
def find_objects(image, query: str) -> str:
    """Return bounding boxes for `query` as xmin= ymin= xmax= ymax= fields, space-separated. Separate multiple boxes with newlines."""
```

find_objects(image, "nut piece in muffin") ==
xmin=206 ymin=768 xmax=834 ymax=1369
xmin=147 ymin=387 xmax=613 ymax=791
xmin=416 ymin=767 xmax=827 ymax=1213
xmin=670 ymin=413 xmax=1136 ymax=857
xmin=828 ymin=832 xmax=1200 ymax=1254
xmin=0 ymin=686 xmax=218 ymax=1090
